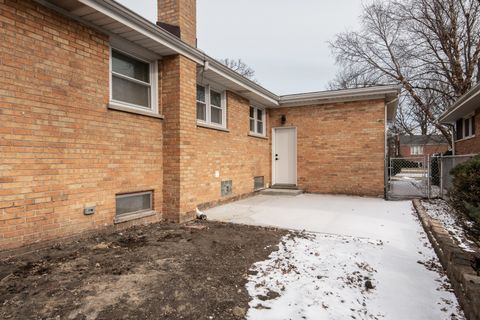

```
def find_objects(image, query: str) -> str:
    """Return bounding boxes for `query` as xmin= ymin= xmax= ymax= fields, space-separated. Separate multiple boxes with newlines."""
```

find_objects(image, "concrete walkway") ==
xmin=205 ymin=194 xmax=464 ymax=320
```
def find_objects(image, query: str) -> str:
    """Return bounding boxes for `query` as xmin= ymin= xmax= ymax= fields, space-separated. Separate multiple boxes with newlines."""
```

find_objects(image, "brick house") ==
xmin=0 ymin=0 xmax=399 ymax=251
xmin=396 ymin=135 xmax=450 ymax=159
xmin=439 ymin=82 xmax=479 ymax=155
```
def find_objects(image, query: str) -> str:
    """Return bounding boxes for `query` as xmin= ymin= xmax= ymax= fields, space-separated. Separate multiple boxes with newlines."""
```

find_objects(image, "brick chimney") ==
xmin=157 ymin=0 xmax=197 ymax=47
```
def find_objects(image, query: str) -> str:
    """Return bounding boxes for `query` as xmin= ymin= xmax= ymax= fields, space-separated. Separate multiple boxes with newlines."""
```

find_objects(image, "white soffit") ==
xmin=35 ymin=0 xmax=399 ymax=114
xmin=439 ymin=83 xmax=480 ymax=123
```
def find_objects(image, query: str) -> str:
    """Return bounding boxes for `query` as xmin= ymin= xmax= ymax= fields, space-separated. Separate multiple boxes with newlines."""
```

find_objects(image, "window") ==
xmin=456 ymin=115 xmax=475 ymax=140
xmin=196 ymin=85 xmax=227 ymax=128
xmin=410 ymin=145 xmax=424 ymax=155
xmin=110 ymin=48 xmax=158 ymax=113
xmin=249 ymin=106 xmax=265 ymax=136
xmin=254 ymin=176 xmax=265 ymax=191
xmin=116 ymin=191 xmax=152 ymax=217
xmin=196 ymin=85 xmax=206 ymax=121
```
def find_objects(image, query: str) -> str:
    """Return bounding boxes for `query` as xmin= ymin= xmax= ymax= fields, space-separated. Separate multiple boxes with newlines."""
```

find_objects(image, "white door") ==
xmin=273 ymin=127 xmax=297 ymax=185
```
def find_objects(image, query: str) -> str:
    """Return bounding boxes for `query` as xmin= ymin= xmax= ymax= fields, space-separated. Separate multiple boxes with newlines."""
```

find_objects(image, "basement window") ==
xmin=250 ymin=106 xmax=265 ymax=136
xmin=116 ymin=191 xmax=153 ymax=217
xmin=110 ymin=48 xmax=158 ymax=114
xmin=254 ymin=176 xmax=265 ymax=191
xmin=196 ymin=84 xmax=227 ymax=128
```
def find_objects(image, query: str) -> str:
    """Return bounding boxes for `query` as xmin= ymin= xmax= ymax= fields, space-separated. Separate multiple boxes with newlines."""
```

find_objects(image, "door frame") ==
xmin=272 ymin=126 xmax=297 ymax=186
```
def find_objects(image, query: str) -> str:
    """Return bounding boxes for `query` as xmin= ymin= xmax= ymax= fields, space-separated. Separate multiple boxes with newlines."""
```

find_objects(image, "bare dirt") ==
xmin=0 ymin=221 xmax=286 ymax=320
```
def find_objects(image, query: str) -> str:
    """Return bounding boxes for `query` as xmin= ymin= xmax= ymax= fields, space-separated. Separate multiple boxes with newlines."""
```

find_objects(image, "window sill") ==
xmin=197 ymin=122 xmax=230 ymax=132
xmin=114 ymin=210 xmax=157 ymax=224
xmin=108 ymin=102 xmax=164 ymax=120
xmin=248 ymin=133 xmax=268 ymax=140
xmin=456 ymin=135 xmax=476 ymax=143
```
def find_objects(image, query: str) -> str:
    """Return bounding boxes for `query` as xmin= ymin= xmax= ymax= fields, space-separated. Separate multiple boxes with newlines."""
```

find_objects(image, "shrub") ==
xmin=449 ymin=154 xmax=480 ymax=232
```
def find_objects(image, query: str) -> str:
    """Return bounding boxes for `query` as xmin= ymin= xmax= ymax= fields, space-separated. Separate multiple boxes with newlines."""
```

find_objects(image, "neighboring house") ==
xmin=398 ymin=135 xmax=449 ymax=158
xmin=439 ymin=83 xmax=479 ymax=155
xmin=0 ymin=0 xmax=399 ymax=251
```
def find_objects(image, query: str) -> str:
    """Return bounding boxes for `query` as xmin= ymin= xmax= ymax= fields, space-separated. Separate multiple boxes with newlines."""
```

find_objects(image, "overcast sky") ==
xmin=116 ymin=0 xmax=363 ymax=95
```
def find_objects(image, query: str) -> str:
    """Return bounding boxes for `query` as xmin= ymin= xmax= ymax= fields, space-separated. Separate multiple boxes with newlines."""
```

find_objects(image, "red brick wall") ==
xmin=0 ymin=0 xmax=164 ymax=250
xmin=161 ymin=54 xmax=198 ymax=222
xmin=455 ymin=109 xmax=480 ymax=155
xmin=269 ymin=100 xmax=386 ymax=197
xmin=188 ymin=92 xmax=271 ymax=210
xmin=0 ymin=0 xmax=391 ymax=251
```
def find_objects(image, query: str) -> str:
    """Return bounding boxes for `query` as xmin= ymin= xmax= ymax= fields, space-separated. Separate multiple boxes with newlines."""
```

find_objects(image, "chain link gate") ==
xmin=387 ymin=156 xmax=429 ymax=199
xmin=386 ymin=154 xmax=475 ymax=200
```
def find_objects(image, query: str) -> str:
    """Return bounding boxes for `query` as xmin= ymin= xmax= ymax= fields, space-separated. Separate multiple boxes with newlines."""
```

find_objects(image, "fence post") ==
xmin=427 ymin=154 xmax=431 ymax=199
xmin=388 ymin=157 xmax=392 ymax=198
xmin=439 ymin=155 xmax=444 ymax=199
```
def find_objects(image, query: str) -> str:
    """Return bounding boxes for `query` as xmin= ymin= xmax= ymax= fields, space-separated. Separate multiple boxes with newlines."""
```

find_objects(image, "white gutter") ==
xmin=439 ymin=82 xmax=480 ymax=123
xmin=279 ymin=85 xmax=400 ymax=106
xmin=35 ymin=0 xmax=400 ymax=111
xmin=81 ymin=0 xmax=279 ymax=105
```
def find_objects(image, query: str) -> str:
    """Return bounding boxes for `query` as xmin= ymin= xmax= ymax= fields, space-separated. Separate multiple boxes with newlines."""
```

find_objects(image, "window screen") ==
xmin=456 ymin=119 xmax=463 ymax=140
xmin=111 ymin=50 xmax=151 ymax=109
xmin=196 ymin=85 xmax=207 ymax=121
xmin=116 ymin=191 xmax=152 ymax=216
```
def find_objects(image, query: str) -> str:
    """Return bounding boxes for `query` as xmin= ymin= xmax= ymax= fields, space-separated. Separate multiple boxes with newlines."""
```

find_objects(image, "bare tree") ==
xmin=220 ymin=58 xmax=257 ymax=82
xmin=330 ymin=0 xmax=480 ymax=143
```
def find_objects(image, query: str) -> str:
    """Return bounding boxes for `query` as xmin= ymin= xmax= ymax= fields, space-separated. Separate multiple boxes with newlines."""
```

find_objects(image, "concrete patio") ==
xmin=205 ymin=194 xmax=463 ymax=319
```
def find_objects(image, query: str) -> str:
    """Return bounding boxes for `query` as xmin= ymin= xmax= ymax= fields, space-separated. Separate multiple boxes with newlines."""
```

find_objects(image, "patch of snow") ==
xmin=422 ymin=200 xmax=476 ymax=253
xmin=247 ymin=231 xmax=464 ymax=320
xmin=394 ymin=173 xmax=426 ymax=179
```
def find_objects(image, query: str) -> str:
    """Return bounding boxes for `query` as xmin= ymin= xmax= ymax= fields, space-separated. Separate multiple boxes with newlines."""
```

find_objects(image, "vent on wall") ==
xmin=221 ymin=180 xmax=232 ymax=197
xmin=254 ymin=176 xmax=265 ymax=191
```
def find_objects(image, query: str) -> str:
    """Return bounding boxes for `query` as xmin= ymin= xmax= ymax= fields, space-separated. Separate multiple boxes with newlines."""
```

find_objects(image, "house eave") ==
xmin=277 ymin=86 xmax=401 ymax=121
xmin=439 ymin=82 xmax=480 ymax=123
xmin=33 ymin=0 xmax=400 ymax=112
xmin=35 ymin=0 xmax=279 ymax=107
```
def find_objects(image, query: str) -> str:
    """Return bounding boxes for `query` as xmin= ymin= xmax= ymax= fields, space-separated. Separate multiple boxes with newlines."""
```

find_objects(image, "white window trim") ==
xmin=196 ymin=84 xmax=227 ymax=129
xmin=109 ymin=47 xmax=159 ymax=115
xmin=249 ymin=106 xmax=266 ymax=137
xmin=410 ymin=145 xmax=424 ymax=156
xmin=456 ymin=114 xmax=476 ymax=141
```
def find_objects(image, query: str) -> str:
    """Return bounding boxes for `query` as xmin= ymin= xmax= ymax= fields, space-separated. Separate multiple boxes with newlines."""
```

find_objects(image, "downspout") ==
xmin=384 ymin=102 xmax=388 ymax=200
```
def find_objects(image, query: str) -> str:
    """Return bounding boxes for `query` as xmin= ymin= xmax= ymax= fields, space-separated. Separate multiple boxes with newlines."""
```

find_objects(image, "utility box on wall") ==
xmin=221 ymin=180 xmax=232 ymax=197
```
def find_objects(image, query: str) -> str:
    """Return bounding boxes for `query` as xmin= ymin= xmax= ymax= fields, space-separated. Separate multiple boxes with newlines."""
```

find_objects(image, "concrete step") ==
xmin=270 ymin=184 xmax=298 ymax=190
xmin=260 ymin=188 xmax=303 ymax=196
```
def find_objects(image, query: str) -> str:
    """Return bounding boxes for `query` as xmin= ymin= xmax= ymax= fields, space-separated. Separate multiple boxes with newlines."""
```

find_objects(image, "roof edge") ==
xmin=439 ymin=82 xmax=480 ymax=123
xmin=36 ymin=0 xmax=401 ymax=111
xmin=83 ymin=0 xmax=280 ymax=104
xmin=279 ymin=85 xmax=401 ymax=104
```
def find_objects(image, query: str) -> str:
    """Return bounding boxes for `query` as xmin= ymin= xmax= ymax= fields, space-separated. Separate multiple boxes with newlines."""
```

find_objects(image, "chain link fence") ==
xmin=430 ymin=154 xmax=476 ymax=199
xmin=387 ymin=154 xmax=476 ymax=200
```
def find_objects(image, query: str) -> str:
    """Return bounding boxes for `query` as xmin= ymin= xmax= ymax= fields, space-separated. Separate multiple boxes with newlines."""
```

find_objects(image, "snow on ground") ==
xmin=246 ymin=231 xmax=461 ymax=320
xmin=247 ymin=233 xmax=386 ymax=320
xmin=422 ymin=200 xmax=476 ymax=252
xmin=206 ymin=194 xmax=465 ymax=320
